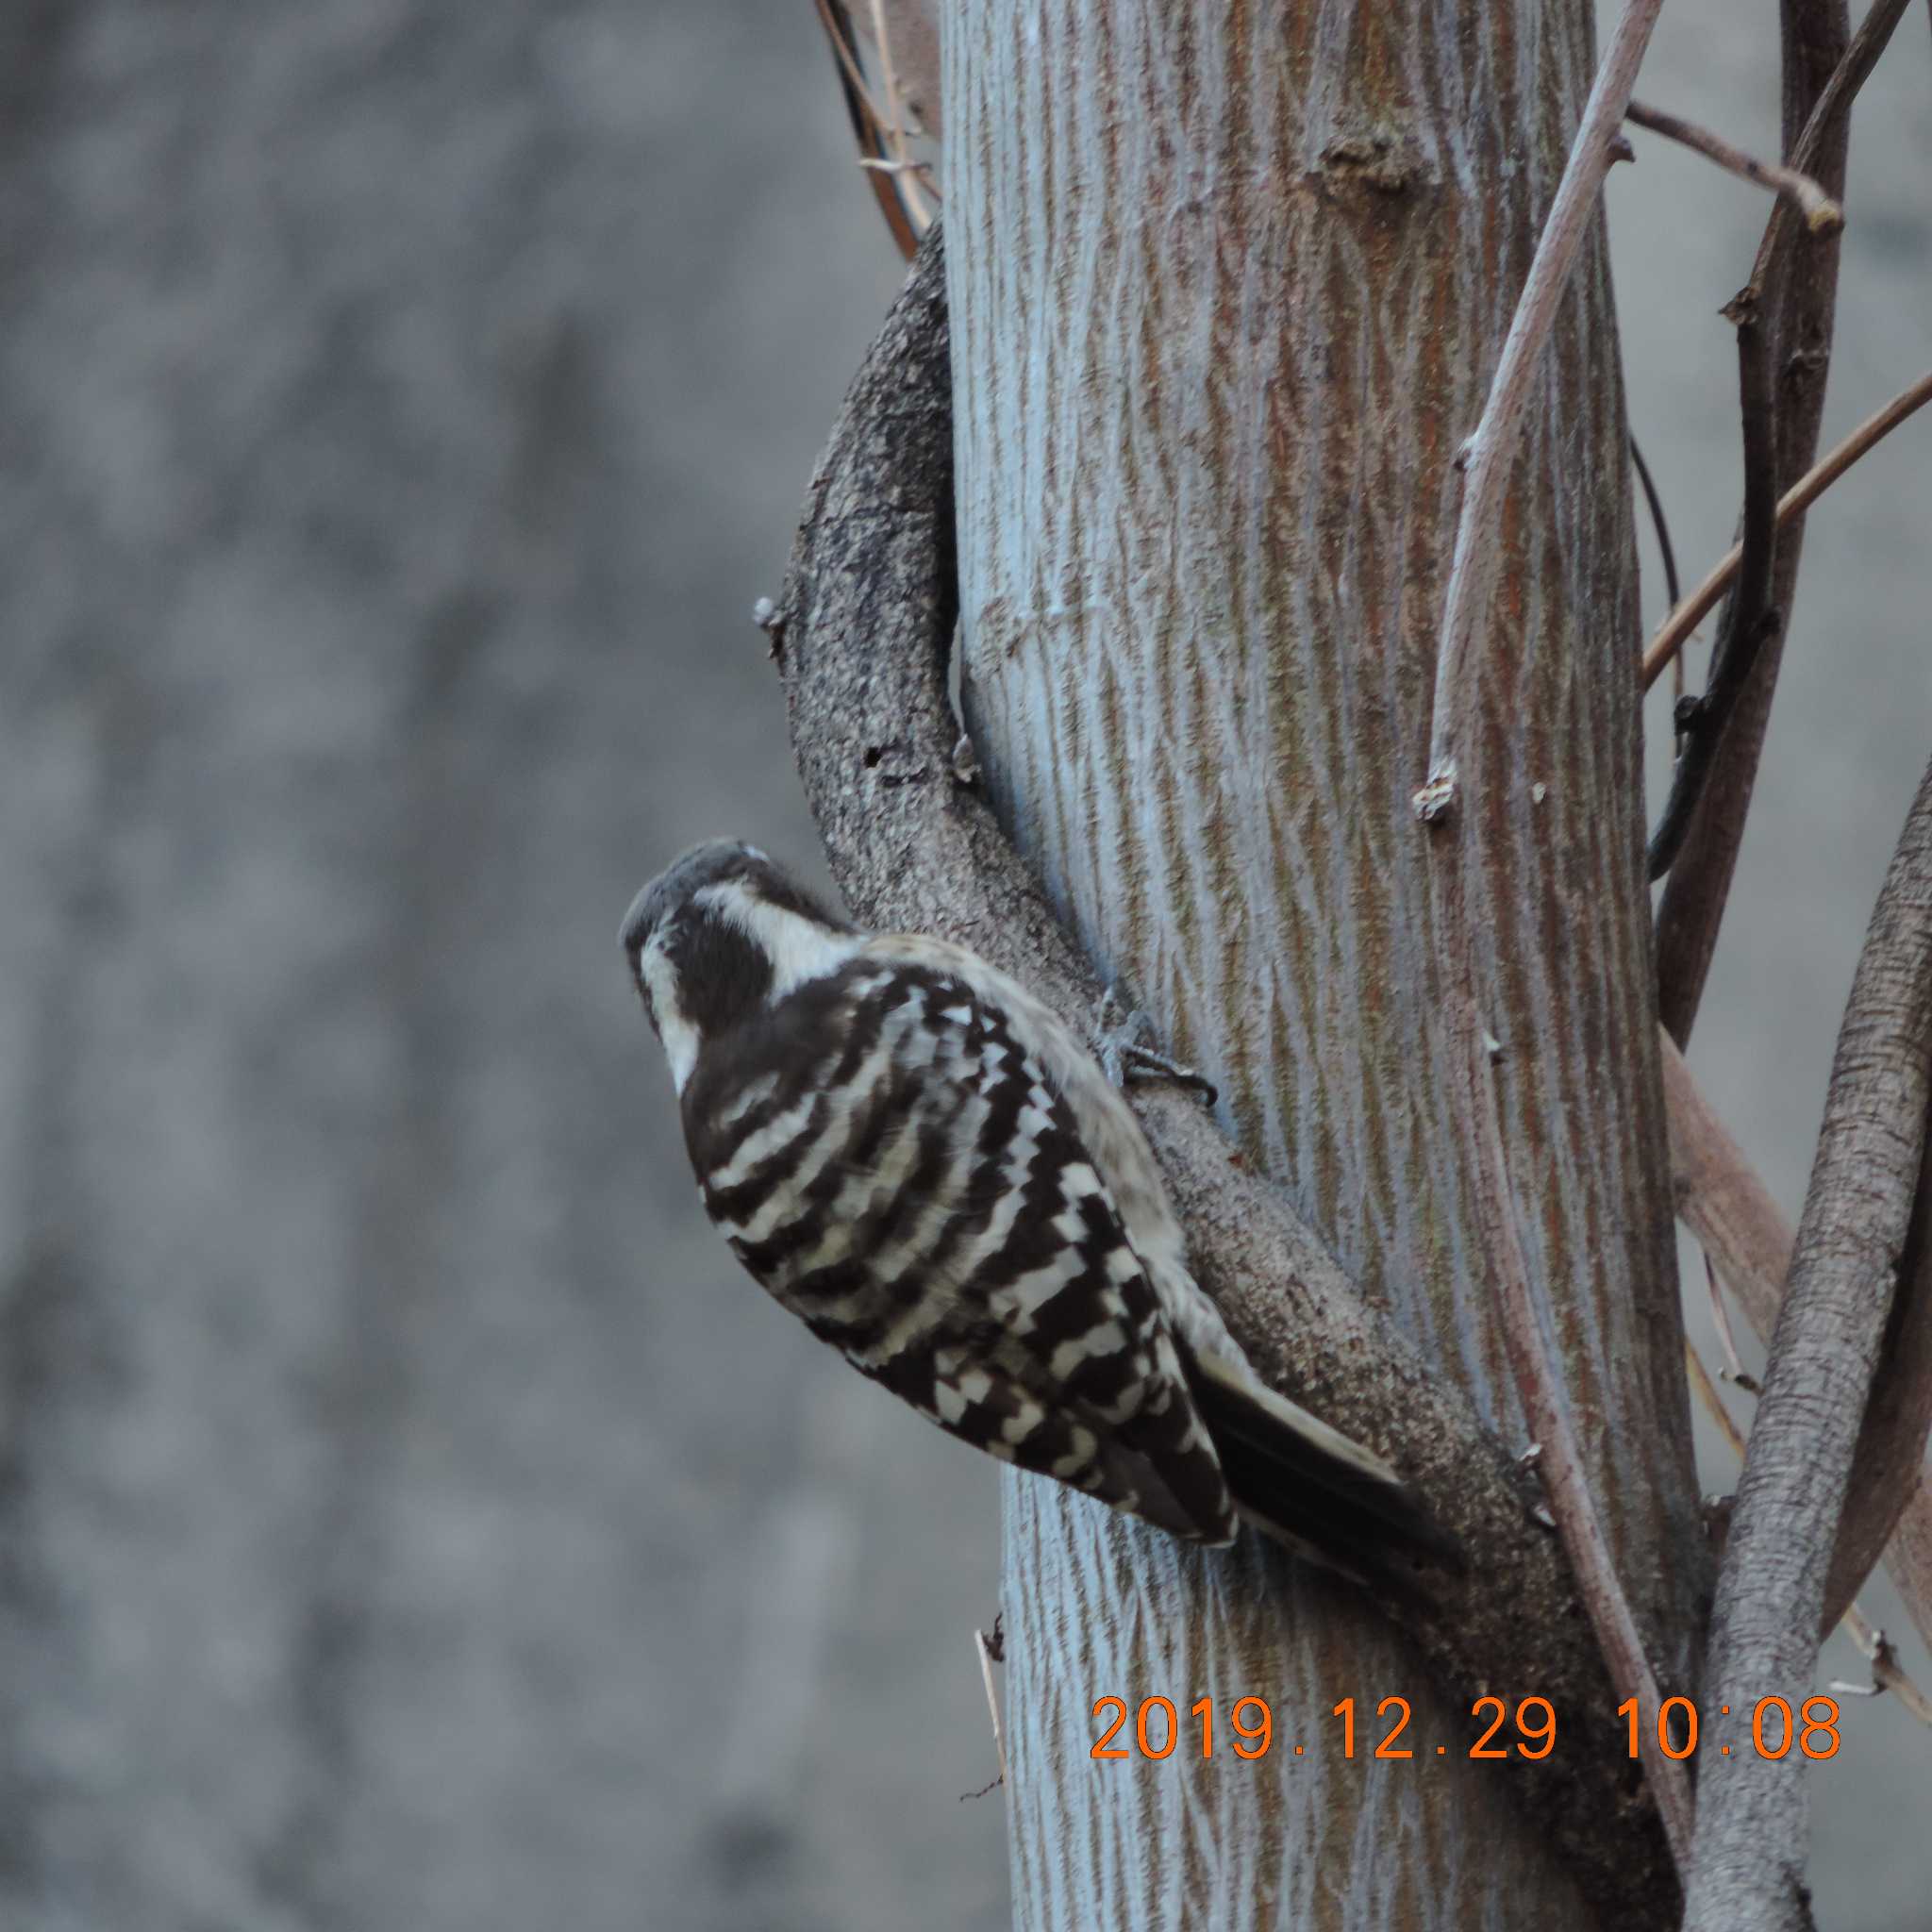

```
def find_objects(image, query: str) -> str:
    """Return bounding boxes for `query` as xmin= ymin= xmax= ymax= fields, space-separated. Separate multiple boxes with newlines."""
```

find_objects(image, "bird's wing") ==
xmin=858 ymin=936 xmax=1459 ymax=1588
xmin=684 ymin=946 xmax=1238 ymax=1542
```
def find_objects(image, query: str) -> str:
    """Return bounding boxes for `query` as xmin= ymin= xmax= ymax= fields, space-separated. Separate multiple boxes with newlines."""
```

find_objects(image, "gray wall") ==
xmin=0 ymin=3 xmax=1923 ymax=1928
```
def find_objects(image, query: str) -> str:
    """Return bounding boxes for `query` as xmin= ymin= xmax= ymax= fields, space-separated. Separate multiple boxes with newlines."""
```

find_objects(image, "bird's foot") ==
xmin=1091 ymin=988 xmax=1218 ymax=1107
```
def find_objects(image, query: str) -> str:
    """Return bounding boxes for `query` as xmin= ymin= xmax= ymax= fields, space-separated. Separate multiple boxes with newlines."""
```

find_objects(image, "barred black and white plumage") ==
xmin=622 ymin=839 xmax=1460 ymax=1592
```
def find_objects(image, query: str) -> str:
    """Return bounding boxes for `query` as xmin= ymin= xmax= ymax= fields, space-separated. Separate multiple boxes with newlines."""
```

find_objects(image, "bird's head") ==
xmin=620 ymin=840 xmax=860 ymax=1091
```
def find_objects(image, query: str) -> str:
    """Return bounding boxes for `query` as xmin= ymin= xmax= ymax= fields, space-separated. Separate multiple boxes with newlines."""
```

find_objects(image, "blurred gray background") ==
xmin=0 ymin=4 xmax=1923 ymax=1929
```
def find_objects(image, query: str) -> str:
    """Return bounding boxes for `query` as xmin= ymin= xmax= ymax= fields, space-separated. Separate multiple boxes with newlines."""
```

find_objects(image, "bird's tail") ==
xmin=1185 ymin=1349 xmax=1465 ymax=1604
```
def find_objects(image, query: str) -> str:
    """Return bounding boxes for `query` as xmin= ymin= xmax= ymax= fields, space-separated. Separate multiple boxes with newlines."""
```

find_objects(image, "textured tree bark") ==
xmin=941 ymin=5 xmax=1705 ymax=1926
xmin=777 ymin=225 xmax=1682 ymax=1924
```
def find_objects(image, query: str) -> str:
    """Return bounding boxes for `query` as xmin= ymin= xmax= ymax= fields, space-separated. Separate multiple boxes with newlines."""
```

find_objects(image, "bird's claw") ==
xmin=1091 ymin=988 xmax=1219 ymax=1108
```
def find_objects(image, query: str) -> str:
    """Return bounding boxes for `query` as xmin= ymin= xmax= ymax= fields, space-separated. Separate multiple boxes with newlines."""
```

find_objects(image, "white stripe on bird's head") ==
xmin=692 ymin=875 xmax=865 ymax=1002
xmin=636 ymin=932 xmax=700 ymax=1091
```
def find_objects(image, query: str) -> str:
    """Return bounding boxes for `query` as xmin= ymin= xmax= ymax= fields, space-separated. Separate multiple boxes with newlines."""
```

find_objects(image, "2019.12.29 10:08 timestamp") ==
xmin=1088 ymin=1693 xmax=1843 ymax=1762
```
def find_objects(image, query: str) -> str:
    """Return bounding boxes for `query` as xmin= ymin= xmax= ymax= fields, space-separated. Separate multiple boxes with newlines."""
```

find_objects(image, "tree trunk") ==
xmin=941 ymin=5 xmax=1707 ymax=1924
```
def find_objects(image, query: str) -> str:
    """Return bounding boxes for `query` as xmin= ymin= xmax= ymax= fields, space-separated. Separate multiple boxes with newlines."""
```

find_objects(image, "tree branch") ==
xmin=1744 ymin=0 xmax=1914 ymax=306
xmin=1415 ymin=0 xmax=1667 ymax=814
xmin=1411 ymin=0 xmax=1693 ymax=1866
xmin=1641 ymin=368 xmax=1932 ymax=690
xmin=861 ymin=0 xmax=933 ymax=226
xmin=1427 ymin=859 xmax=1694 ymax=1872
xmin=1663 ymin=1035 xmax=1932 ymax=1649
xmin=1647 ymin=313 xmax=1781 ymax=882
xmin=1653 ymin=0 xmax=1906 ymax=1044
xmin=1682 ymin=756 xmax=1932 ymax=1931
xmin=1625 ymin=100 xmax=1842 ymax=230
xmin=1630 ymin=436 xmax=1682 ymax=613
xmin=776 ymin=226 xmax=1679 ymax=1929
xmin=1630 ymin=434 xmax=1688 ymax=719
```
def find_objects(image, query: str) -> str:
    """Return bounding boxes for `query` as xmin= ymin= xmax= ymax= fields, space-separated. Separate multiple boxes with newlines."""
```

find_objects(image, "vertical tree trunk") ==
xmin=941 ymin=5 xmax=1706 ymax=1924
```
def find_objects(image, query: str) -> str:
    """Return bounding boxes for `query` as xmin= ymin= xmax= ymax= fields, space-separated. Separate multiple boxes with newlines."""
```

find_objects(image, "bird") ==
xmin=622 ymin=838 xmax=1460 ymax=1596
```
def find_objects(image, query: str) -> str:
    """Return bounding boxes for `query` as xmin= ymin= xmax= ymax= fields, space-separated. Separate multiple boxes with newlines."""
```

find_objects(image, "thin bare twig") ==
xmin=1629 ymin=436 xmax=1682 ymax=613
xmin=1642 ymin=369 xmax=1932 ymax=688
xmin=1648 ymin=313 xmax=1782 ymax=881
xmin=1836 ymin=1618 xmax=1932 ymax=1722
xmin=1411 ymin=0 xmax=1691 ymax=1866
xmin=1629 ymin=432 xmax=1688 ymax=716
xmin=866 ymin=0 xmax=933 ymax=228
xmin=1705 ymin=1252 xmax=1750 ymax=1384
xmin=865 ymin=0 xmax=942 ymax=138
xmin=814 ymin=0 xmax=890 ymax=135
xmin=1684 ymin=770 xmax=1932 ymax=1928
xmin=1626 ymin=100 xmax=1843 ymax=229
xmin=1745 ymin=0 xmax=1914 ymax=305
xmin=965 ymin=1624 xmax=1008 ymax=1795
xmin=1415 ymin=0 xmax=1668 ymax=816
xmin=1687 ymin=1337 xmax=1750 ymax=1460
xmin=812 ymin=0 xmax=924 ymax=260
xmin=1629 ymin=433 xmax=1686 ymax=709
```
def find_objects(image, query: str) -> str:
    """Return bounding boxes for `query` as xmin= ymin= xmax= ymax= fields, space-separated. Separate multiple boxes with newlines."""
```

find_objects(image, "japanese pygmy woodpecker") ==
xmin=623 ymin=840 xmax=1458 ymax=1592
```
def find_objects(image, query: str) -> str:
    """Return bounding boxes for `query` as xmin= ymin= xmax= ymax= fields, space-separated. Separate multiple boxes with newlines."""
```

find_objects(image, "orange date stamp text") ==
xmin=1089 ymin=1694 xmax=1843 ymax=1763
